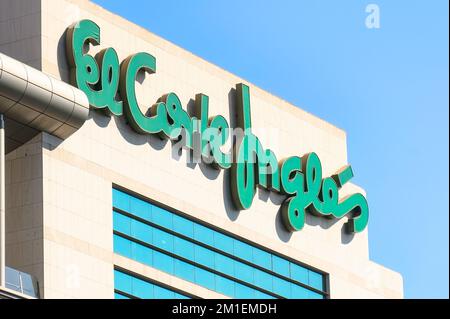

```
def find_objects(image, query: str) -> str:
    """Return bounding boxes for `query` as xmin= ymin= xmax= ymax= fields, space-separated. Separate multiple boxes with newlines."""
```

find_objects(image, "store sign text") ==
xmin=66 ymin=20 xmax=369 ymax=234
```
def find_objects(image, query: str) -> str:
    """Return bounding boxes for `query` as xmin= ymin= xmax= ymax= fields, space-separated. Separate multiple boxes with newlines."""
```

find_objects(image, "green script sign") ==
xmin=65 ymin=19 xmax=369 ymax=234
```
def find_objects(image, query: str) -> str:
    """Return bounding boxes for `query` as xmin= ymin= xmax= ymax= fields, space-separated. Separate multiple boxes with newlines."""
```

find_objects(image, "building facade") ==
xmin=0 ymin=0 xmax=403 ymax=299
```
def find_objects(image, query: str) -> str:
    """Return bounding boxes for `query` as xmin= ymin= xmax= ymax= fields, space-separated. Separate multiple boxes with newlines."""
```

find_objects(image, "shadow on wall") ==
xmin=57 ymin=30 xmax=70 ymax=84
xmin=273 ymin=200 xmax=355 ymax=244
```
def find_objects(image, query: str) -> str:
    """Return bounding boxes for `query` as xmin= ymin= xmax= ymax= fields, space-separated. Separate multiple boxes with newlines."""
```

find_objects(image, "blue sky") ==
xmin=92 ymin=0 xmax=449 ymax=298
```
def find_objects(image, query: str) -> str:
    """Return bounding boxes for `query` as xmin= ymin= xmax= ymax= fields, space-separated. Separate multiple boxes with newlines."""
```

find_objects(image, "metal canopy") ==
xmin=0 ymin=52 xmax=90 ymax=154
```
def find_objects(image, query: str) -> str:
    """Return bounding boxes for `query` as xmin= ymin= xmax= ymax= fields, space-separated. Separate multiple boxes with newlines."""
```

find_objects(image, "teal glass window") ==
xmin=113 ymin=188 xmax=328 ymax=299
xmin=114 ymin=269 xmax=189 ymax=299
xmin=290 ymin=262 xmax=308 ymax=284
xmin=234 ymin=261 xmax=254 ymax=285
xmin=308 ymin=290 xmax=324 ymax=299
xmin=154 ymin=285 xmax=175 ymax=299
xmin=129 ymin=196 xmax=151 ymax=221
xmin=235 ymin=283 xmax=255 ymax=299
xmin=113 ymin=234 xmax=131 ymax=257
xmin=215 ymin=276 xmax=235 ymax=297
xmin=233 ymin=240 xmax=253 ymax=261
xmin=114 ymin=269 xmax=132 ymax=292
xmin=254 ymin=268 xmax=273 ymax=292
xmin=173 ymin=236 xmax=194 ymax=260
xmin=113 ymin=189 xmax=130 ymax=212
xmin=195 ymin=267 xmax=215 ymax=291
xmin=254 ymin=290 xmax=276 ymax=299
xmin=308 ymin=271 xmax=323 ymax=291
xmin=214 ymin=253 xmax=235 ymax=277
xmin=291 ymin=283 xmax=310 ymax=298
xmin=132 ymin=242 xmax=152 ymax=266
xmin=213 ymin=231 xmax=234 ymax=252
xmin=131 ymin=219 xmax=152 ymax=243
xmin=194 ymin=223 xmax=214 ymax=246
xmin=272 ymin=255 xmax=290 ymax=278
xmin=194 ymin=245 xmax=215 ymax=269
xmin=152 ymin=205 xmax=173 ymax=229
xmin=273 ymin=276 xmax=291 ymax=298
xmin=132 ymin=276 xmax=153 ymax=299
xmin=113 ymin=211 xmax=131 ymax=235
xmin=153 ymin=250 xmax=174 ymax=274
xmin=114 ymin=292 xmax=130 ymax=299
xmin=174 ymin=259 xmax=195 ymax=282
xmin=252 ymin=248 xmax=272 ymax=270
xmin=173 ymin=214 xmax=194 ymax=238
xmin=152 ymin=228 xmax=174 ymax=252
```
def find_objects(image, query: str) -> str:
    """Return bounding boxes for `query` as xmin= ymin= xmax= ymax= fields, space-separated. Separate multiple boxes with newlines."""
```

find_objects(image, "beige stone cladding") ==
xmin=2 ymin=0 xmax=403 ymax=298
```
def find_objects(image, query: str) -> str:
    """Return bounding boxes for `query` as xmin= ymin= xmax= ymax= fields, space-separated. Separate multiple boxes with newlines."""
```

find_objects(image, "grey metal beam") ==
xmin=0 ymin=52 xmax=90 ymax=147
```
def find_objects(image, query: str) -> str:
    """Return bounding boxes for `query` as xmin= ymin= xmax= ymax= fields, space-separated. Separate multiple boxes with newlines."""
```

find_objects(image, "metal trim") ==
xmin=0 ymin=52 xmax=89 ymax=140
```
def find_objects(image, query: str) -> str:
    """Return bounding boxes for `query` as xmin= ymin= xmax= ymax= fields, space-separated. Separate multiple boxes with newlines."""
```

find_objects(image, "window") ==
xmin=234 ymin=261 xmax=254 ymax=285
xmin=152 ymin=205 xmax=173 ymax=229
xmin=132 ymin=276 xmax=154 ymax=299
xmin=273 ymin=276 xmax=291 ymax=298
xmin=131 ymin=219 xmax=152 ymax=243
xmin=114 ymin=269 xmax=132 ymax=293
xmin=129 ymin=196 xmax=152 ymax=221
xmin=215 ymin=276 xmax=235 ymax=297
xmin=308 ymin=270 xmax=324 ymax=291
xmin=174 ymin=259 xmax=195 ymax=282
xmin=114 ymin=269 xmax=189 ymax=299
xmin=133 ymin=242 xmax=152 ymax=266
xmin=113 ymin=189 xmax=130 ymax=211
xmin=233 ymin=240 xmax=253 ymax=261
xmin=272 ymin=255 xmax=290 ymax=278
xmin=254 ymin=268 xmax=273 ymax=292
xmin=153 ymin=250 xmax=174 ymax=274
xmin=114 ymin=234 xmax=131 ymax=257
xmin=113 ymin=211 xmax=130 ymax=234
xmin=194 ymin=245 xmax=215 ymax=269
xmin=194 ymin=268 xmax=215 ymax=291
xmin=213 ymin=231 xmax=233 ymax=252
xmin=173 ymin=215 xmax=194 ymax=238
xmin=114 ymin=292 xmax=130 ymax=299
xmin=291 ymin=283 xmax=310 ymax=298
xmin=152 ymin=228 xmax=174 ymax=252
xmin=235 ymin=283 xmax=255 ymax=299
xmin=194 ymin=223 xmax=214 ymax=246
xmin=113 ymin=188 xmax=328 ymax=299
xmin=253 ymin=248 xmax=272 ymax=270
xmin=173 ymin=236 xmax=195 ymax=260
xmin=214 ymin=253 xmax=235 ymax=277
xmin=290 ymin=262 xmax=308 ymax=284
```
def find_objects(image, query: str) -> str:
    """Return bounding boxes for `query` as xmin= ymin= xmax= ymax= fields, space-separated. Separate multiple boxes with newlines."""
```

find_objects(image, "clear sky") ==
xmin=92 ymin=0 xmax=449 ymax=298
